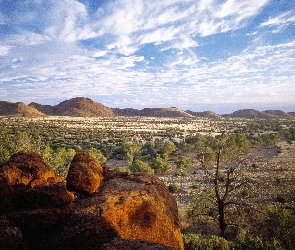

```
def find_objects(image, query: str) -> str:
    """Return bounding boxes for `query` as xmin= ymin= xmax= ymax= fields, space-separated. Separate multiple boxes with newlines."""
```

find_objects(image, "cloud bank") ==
xmin=0 ymin=0 xmax=295 ymax=112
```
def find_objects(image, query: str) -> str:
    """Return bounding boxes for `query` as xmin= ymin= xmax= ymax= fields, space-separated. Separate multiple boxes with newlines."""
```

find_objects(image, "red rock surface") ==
xmin=66 ymin=152 xmax=104 ymax=195
xmin=0 ymin=151 xmax=74 ymax=225
xmin=0 ymin=151 xmax=184 ymax=250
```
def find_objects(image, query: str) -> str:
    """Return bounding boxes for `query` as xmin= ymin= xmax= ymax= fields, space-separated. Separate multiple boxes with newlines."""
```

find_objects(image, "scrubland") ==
xmin=1 ymin=115 xmax=295 ymax=249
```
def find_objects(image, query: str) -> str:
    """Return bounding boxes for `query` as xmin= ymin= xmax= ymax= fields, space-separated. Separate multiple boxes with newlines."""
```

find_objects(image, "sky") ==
xmin=0 ymin=0 xmax=295 ymax=114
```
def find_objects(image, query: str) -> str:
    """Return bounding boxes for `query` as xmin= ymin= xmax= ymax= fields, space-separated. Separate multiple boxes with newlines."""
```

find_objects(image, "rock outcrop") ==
xmin=66 ymin=152 xmax=104 ymax=195
xmin=0 ymin=151 xmax=184 ymax=250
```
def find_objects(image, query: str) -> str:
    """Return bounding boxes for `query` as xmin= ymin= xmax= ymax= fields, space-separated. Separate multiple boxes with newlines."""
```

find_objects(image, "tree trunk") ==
xmin=218 ymin=203 xmax=226 ymax=238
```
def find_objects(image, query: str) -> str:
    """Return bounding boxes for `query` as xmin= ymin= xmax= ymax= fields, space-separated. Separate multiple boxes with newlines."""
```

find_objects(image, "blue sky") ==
xmin=0 ymin=0 xmax=295 ymax=114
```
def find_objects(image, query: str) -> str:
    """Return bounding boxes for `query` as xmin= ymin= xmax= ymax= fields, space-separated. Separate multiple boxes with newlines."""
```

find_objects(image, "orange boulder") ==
xmin=66 ymin=152 xmax=104 ymax=195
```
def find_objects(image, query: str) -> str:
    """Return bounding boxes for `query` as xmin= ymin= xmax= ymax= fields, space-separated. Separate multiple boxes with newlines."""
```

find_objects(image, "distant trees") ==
xmin=151 ymin=154 xmax=170 ymax=173
xmin=129 ymin=159 xmax=154 ymax=174
xmin=175 ymin=155 xmax=192 ymax=169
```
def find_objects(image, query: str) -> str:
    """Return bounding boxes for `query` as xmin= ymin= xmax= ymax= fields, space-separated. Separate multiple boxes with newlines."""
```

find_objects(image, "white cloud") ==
xmin=0 ymin=45 xmax=10 ymax=56
xmin=260 ymin=11 xmax=295 ymax=33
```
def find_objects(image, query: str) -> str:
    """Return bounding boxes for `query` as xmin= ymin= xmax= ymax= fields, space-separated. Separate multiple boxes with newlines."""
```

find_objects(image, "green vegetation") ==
xmin=1 ymin=116 xmax=295 ymax=248
xmin=183 ymin=233 xmax=233 ymax=250
xmin=168 ymin=183 xmax=180 ymax=193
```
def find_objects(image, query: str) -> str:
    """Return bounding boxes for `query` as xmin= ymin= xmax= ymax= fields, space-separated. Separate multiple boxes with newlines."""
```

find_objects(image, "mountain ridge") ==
xmin=0 ymin=98 xmax=294 ymax=119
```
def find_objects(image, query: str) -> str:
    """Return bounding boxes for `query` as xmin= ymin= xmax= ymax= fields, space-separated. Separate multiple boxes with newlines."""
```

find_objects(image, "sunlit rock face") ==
xmin=66 ymin=152 xmax=104 ymax=195
xmin=0 ymin=151 xmax=184 ymax=250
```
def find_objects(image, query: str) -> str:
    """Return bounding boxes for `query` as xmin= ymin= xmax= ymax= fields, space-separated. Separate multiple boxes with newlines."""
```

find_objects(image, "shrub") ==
xmin=183 ymin=233 xmax=233 ymax=250
xmin=275 ymin=178 xmax=283 ymax=184
xmin=251 ymin=163 xmax=258 ymax=168
xmin=276 ymin=194 xmax=288 ymax=203
xmin=192 ymin=184 xmax=200 ymax=189
xmin=168 ymin=183 xmax=180 ymax=193
xmin=113 ymin=166 xmax=129 ymax=173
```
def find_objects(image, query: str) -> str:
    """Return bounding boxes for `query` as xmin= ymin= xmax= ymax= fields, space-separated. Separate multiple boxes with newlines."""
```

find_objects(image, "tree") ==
xmin=190 ymin=134 xmax=254 ymax=238
xmin=151 ymin=154 xmax=170 ymax=173
xmin=160 ymin=141 xmax=177 ymax=155
xmin=129 ymin=159 xmax=154 ymax=174
xmin=0 ymin=126 xmax=13 ymax=162
xmin=175 ymin=155 xmax=192 ymax=169
xmin=87 ymin=147 xmax=107 ymax=165
xmin=121 ymin=140 xmax=142 ymax=166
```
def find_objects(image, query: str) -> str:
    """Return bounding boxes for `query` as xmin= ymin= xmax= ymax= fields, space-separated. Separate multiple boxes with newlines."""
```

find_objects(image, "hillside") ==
xmin=1 ymin=97 xmax=294 ymax=119
xmin=0 ymin=101 xmax=45 ymax=117
xmin=186 ymin=110 xmax=222 ymax=119
xmin=30 ymin=97 xmax=114 ymax=117
xmin=113 ymin=107 xmax=194 ymax=118
xmin=262 ymin=110 xmax=294 ymax=119
xmin=223 ymin=109 xmax=294 ymax=119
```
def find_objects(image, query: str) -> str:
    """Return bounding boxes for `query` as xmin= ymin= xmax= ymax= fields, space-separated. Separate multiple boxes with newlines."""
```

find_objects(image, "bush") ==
xmin=168 ymin=183 xmax=180 ymax=193
xmin=129 ymin=159 xmax=154 ymax=174
xmin=276 ymin=194 xmax=288 ymax=203
xmin=183 ymin=233 xmax=233 ymax=250
xmin=192 ymin=184 xmax=200 ymax=189
xmin=251 ymin=163 xmax=258 ymax=168
xmin=113 ymin=166 xmax=129 ymax=173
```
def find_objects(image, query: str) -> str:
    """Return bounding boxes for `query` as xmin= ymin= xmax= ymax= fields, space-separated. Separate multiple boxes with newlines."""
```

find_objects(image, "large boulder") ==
xmin=0 ymin=151 xmax=74 ymax=227
xmin=42 ymin=171 xmax=184 ymax=250
xmin=66 ymin=152 xmax=103 ymax=195
xmin=0 ymin=151 xmax=184 ymax=250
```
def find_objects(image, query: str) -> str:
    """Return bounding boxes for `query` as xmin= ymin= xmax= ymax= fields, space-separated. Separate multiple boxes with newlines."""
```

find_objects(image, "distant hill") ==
xmin=0 ymin=101 xmax=45 ymax=117
xmin=223 ymin=109 xmax=294 ymax=119
xmin=186 ymin=110 xmax=222 ymax=119
xmin=113 ymin=107 xmax=194 ymax=118
xmin=29 ymin=97 xmax=114 ymax=117
xmin=1 ymin=97 xmax=294 ymax=119
xmin=262 ymin=110 xmax=294 ymax=119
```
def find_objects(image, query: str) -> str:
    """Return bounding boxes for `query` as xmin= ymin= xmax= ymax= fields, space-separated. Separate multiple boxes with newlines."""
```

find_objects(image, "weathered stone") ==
xmin=66 ymin=152 xmax=103 ymax=195
xmin=0 ymin=151 xmax=74 ymax=226
xmin=43 ymin=171 xmax=184 ymax=250
xmin=0 ymin=217 xmax=23 ymax=250
xmin=0 ymin=151 xmax=184 ymax=250
xmin=97 ymin=173 xmax=184 ymax=250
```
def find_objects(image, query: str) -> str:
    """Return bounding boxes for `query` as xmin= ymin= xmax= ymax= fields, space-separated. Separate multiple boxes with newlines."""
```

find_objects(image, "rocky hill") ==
xmin=223 ymin=109 xmax=294 ymax=119
xmin=186 ymin=110 xmax=222 ymax=119
xmin=262 ymin=110 xmax=294 ymax=119
xmin=222 ymin=109 xmax=270 ymax=119
xmin=0 ymin=101 xmax=45 ymax=117
xmin=1 ymin=97 xmax=294 ymax=119
xmin=29 ymin=97 xmax=114 ymax=117
xmin=0 ymin=151 xmax=184 ymax=250
xmin=113 ymin=107 xmax=194 ymax=118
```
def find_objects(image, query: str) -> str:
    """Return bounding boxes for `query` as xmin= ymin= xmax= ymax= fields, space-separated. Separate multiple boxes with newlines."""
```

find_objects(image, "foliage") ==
xmin=183 ymin=233 xmax=233 ymax=250
xmin=159 ymin=141 xmax=177 ymax=155
xmin=113 ymin=166 xmax=130 ymax=173
xmin=121 ymin=140 xmax=142 ymax=166
xmin=168 ymin=183 xmax=180 ymax=193
xmin=253 ymin=205 xmax=295 ymax=249
xmin=151 ymin=154 xmax=171 ymax=173
xmin=129 ymin=159 xmax=154 ymax=174
xmin=175 ymin=155 xmax=192 ymax=169
xmin=87 ymin=147 xmax=107 ymax=165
